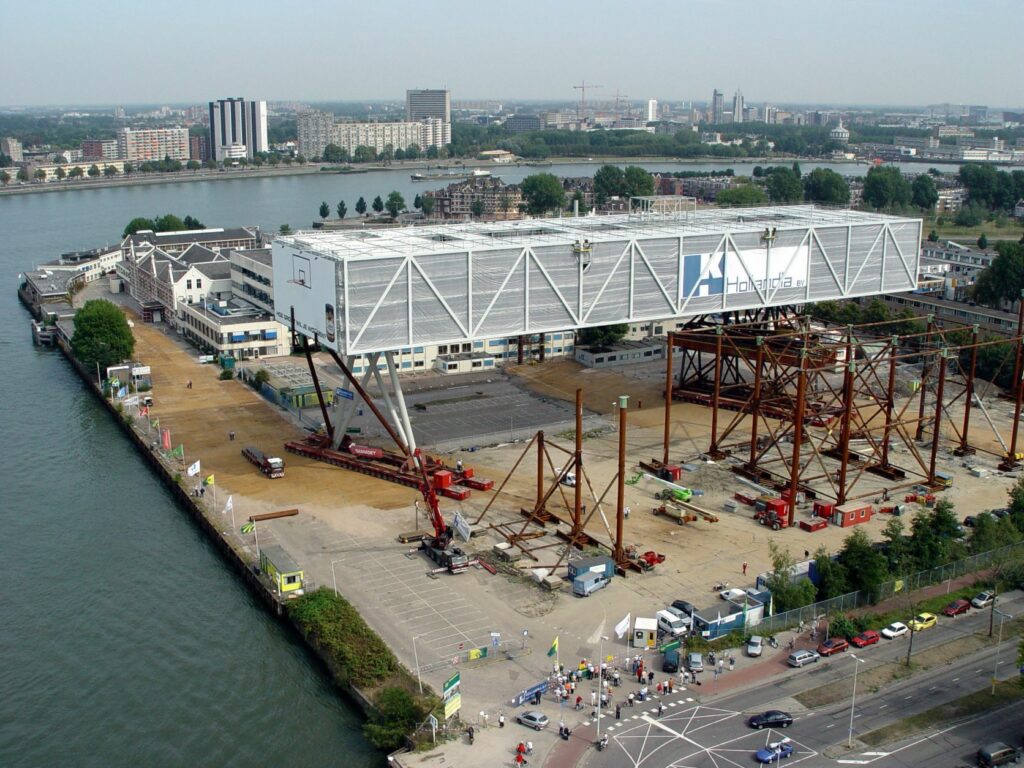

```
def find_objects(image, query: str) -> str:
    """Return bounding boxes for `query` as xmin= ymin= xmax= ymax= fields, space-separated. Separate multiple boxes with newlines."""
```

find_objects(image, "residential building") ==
xmin=117 ymin=127 xmax=189 ymax=162
xmin=426 ymin=178 xmax=523 ymax=220
xmin=228 ymin=248 xmax=275 ymax=313
xmin=28 ymin=160 xmax=127 ymax=181
xmin=296 ymin=111 xmax=336 ymax=158
xmin=732 ymin=91 xmax=744 ymax=123
xmin=296 ymin=111 xmax=448 ymax=158
xmin=406 ymin=89 xmax=451 ymax=123
xmin=189 ymin=134 xmax=209 ymax=161
xmin=505 ymin=114 xmax=544 ymax=133
xmin=711 ymin=89 xmax=725 ymax=124
xmin=830 ymin=120 xmax=850 ymax=144
xmin=178 ymin=299 xmax=288 ymax=359
xmin=81 ymin=139 xmax=121 ymax=160
xmin=646 ymin=100 xmax=658 ymax=122
xmin=1 ymin=136 xmax=23 ymax=162
xmin=120 ymin=226 xmax=259 ymax=258
xmin=208 ymin=97 xmax=268 ymax=161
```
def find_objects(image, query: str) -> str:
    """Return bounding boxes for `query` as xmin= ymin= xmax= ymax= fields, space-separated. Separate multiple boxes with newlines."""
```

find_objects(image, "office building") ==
xmin=646 ymin=99 xmax=658 ymax=122
xmin=406 ymin=89 xmax=451 ymax=123
xmin=732 ymin=90 xmax=744 ymax=123
xmin=117 ymin=127 xmax=189 ymax=162
xmin=189 ymin=134 xmax=209 ymax=161
xmin=711 ymin=90 xmax=725 ymax=124
xmin=1 ymin=137 xmax=24 ymax=162
xmin=505 ymin=114 xmax=544 ymax=133
xmin=208 ymin=97 xmax=268 ymax=161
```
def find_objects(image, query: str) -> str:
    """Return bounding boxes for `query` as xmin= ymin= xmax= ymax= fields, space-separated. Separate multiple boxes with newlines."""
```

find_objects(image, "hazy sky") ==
xmin=2 ymin=0 xmax=1019 ymax=108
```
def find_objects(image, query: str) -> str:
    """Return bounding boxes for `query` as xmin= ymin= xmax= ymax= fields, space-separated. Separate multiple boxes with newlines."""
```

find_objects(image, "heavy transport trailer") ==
xmin=241 ymin=446 xmax=285 ymax=478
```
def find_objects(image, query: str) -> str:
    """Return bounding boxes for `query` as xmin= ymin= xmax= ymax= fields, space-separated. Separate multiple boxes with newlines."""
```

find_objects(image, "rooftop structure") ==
xmin=273 ymin=204 xmax=922 ymax=356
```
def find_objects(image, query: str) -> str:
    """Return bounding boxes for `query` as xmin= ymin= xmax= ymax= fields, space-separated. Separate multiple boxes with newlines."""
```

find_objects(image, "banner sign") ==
xmin=443 ymin=672 xmax=460 ymax=699
xmin=681 ymin=244 xmax=808 ymax=299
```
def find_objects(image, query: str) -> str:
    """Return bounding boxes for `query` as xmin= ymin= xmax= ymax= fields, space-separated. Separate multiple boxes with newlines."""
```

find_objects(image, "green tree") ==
xmin=384 ymin=191 xmax=405 ymax=218
xmin=803 ymin=168 xmax=850 ymax=205
xmin=978 ymin=233 xmax=989 ymax=250
xmin=355 ymin=197 xmax=367 ymax=215
xmin=123 ymin=217 xmax=156 ymax=236
xmin=0 ymin=170 xmax=10 ymax=185
xmin=578 ymin=324 xmax=628 ymax=350
xmin=717 ymin=184 xmax=768 ymax=206
xmin=881 ymin=516 xmax=910 ymax=575
xmin=362 ymin=686 xmax=427 ymax=751
xmin=928 ymin=229 xmax=939 ymax=242
xmin=837 ymin=528 xmax=889 ymax=603
xmin=353 ymin=145 xmax=375 ymax=163
xmin=319 ymin=201 xmax=330 ymax=220
xmin=55 ymin=166 xmax=66 ymax=180
xmin=87 ymin=164 xmax=100 ymax=177
xmin=971 ymin=514 xmax=1021 ymax=554
xmin=594 ymin=165 xmax=626 ymax=204
xmin=972 ymin=241 xmax=1024 ymax=307
xmin=405 ymin=143 xmax=421 ymax=160
xmin=813 ymin=546 xmax=848 ymax=600
xmin=1008 ymin=474 xmax=1024 ymax=532
xmin=791 ymin=161 xmax=802 ymax=179
xmin=413 ymin=193 xmax=422 ymax=210
xmin=279 ymin=224 xmax=292 ymax=235
xmin=103 ymin=165 xmax=117 ymax=177
xmin=322 ymin=144 xmax=349 ymax=163
xmin=186 ymin=159 xmax=200 ymax=171
xmin=68 ymin=166 xmax=83 ymax=178
xmin=954 ymin=202 xmax=986 ymax=227
xmin=154 ymin=214 xmax=185 ymax=232
xmin=202 ymin=158 xmax=217 ymax=170
xmin=911 ymin=174 xmax=939 ymax=210
xmin=520 ymin=173 xmax=566 ymax=215
xmin=766 ymin=167 xmax=803 ymax=202
xmin=470 ymin=199 xmax=485 ymax=218
xmin=372 ymin=195 xmax=384 ymax=214
xmin=828 ymin=613 xmax=858 ymax=641
xmin=862 ymin=166 xmax=911 ymax=209
xmin=71 ymin=299 xmax=135 ymax=372
xmin=33 ymin=168 xmax=46 ymax=181
xmin=296 ymin=154 xmax=306 ymax=164
xmin=420 ymin=195 xmax=435 ymax=216
xmin=336 ymin=200 xmax=347 ymax=219
xmin=765 ymin=542 xmax=817 ymax=612
xmin=182 ymin=215 xmax=204 ymax=229
xmin=17 ymin=167 xmax=29 ymax=182
xmin=623 ymin=165 xmax=655 ymax=197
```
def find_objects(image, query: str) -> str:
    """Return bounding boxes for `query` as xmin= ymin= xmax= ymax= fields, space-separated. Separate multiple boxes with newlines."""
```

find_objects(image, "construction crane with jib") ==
xmin=414 ymin=450 xmax=477 ymax=574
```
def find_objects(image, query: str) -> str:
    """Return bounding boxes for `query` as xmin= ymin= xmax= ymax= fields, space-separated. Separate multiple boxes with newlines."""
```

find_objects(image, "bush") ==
xmin=288 ymin=588 xmax=399 ymax=688
xmin=363 ymin=687 xmax=428 ymax=752
xmin=828 ymin=613 xmax=858 ymax=640
xmin=219 ymin=369 xmax=234 ymax=380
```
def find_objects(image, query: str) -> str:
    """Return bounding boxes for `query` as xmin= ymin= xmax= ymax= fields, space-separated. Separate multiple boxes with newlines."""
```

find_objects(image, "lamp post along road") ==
xmin=992 ymin=609 xmax=1012 ymax=695
xmin=413 ymin=634 xmax=423 ymax=695
xmin=331 ymin=559 xmax=345 ymax=596
xmin=848 ymin=653 xmax=866 ymax=748
xmin=596 ymin=635 xmax=608 ymax=739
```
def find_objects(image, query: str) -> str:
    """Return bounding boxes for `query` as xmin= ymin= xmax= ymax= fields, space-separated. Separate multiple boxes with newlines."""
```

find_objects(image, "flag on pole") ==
xmin=223 ymin=495 xmax=233 ymax=514
xmin=170 ymin=444 xmax=185 ymax=459
xmin=117 ymin=386 xmax=128 ymax=398
xmin=140 ymin=406 xmax=149 ymax=417
xmin=151 ymin=418 xmax=160 ymax=430
xmin=241 ymin=522 xmax=255 ymax=534
xmin=186 ymin=460 xmax=201 ymax=477
xmin=204 ymin=474 xmax=215 ymax=486
xmin=547 ymin=636 xmax=559 ymax=658
xmin=614 ymin=613 xmax=632 ymax=640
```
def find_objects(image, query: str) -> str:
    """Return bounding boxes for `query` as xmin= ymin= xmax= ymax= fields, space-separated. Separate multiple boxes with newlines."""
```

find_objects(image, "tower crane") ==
xmin=573 ymin=81 xmax=603 ymax=122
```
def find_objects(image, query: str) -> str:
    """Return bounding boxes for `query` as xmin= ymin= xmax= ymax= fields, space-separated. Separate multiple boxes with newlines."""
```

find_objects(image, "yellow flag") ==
xmin=204 ymin=474 xmax=215 ymax=486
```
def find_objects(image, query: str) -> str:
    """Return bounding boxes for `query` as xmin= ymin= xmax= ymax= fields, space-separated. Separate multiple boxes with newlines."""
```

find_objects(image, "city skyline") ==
xmin=1 ymin=0 xmax=1020 ymax=108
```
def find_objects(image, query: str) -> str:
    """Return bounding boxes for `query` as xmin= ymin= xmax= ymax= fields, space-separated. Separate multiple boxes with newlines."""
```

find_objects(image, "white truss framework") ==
xmin=272 ymin=205 xmax=922 ymax=355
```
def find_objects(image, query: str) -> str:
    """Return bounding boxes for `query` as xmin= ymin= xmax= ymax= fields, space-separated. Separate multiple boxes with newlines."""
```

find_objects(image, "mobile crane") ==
xmin=414 ymin=449 xmax=476 ymax=573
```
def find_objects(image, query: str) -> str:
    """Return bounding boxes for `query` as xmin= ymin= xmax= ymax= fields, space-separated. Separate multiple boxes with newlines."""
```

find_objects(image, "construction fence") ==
xmin=756 ymin=540 xmax=1024 ymax=635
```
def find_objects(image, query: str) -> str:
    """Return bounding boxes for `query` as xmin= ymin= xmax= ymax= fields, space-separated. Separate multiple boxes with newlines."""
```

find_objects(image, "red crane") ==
xmin=413 ymin=449 xmax=473 ymax=573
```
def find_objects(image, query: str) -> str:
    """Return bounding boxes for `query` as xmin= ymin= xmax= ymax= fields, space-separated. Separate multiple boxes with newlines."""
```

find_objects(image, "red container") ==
xmin=433 ymin=470 xmax=453 ymax=489
xmin=813 ymin=501 xmax=835 ymax=519
xmin=799 ymin=519 xmax=828 ymax=532
xmin=461 ymin=466 xmax=475 ymax=479
xmin=441 ymin=486 xmax=470 ymax=501
xmin=663 ymin=465 xmax=682 ymax=482
xmin=464 ymin=477 xmax=494 ymax=491
xmin=765 ymin=498 xmax=787 ymax=516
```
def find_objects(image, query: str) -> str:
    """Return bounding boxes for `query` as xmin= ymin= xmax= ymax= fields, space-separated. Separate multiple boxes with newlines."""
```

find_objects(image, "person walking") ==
xmin=667 ymin=678 xmax=673 ymax=694
xmin=742 ymin=561 xmax=748 ymax=575
xmin=647 ymin=670 xmax=654 ymax=685
xmin=498 ymin=713 xmax=505 ymax=728
xmin=627 ymin=692 xmax=635 ymax=707
xmin=615 ymin=703 xmax=621 ymax=720
xmin=657 ymin=702 xmax=664 ymax=717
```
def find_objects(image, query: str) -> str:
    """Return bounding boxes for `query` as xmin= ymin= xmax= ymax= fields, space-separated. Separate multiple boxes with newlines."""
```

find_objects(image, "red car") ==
xmin=942 ymin=599 xmax=971 ymax=617
xmin=850 ymin=630 xmax=881 ymax=648
xmin=817 ymin=637 xmax=849 ymax=656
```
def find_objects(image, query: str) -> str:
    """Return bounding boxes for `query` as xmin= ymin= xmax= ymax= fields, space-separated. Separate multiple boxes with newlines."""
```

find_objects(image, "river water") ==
xmin=0 ymin=158 xmax=946 ymax=766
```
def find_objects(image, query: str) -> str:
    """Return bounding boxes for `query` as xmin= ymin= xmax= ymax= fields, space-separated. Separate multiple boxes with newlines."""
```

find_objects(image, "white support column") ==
xmin=332 ymin=353 xmax=379 ymax=450
xmin=371 ymin=354 xmax=410 ymax=449
xmin=385 ymin=350 xmax=417 ymax=455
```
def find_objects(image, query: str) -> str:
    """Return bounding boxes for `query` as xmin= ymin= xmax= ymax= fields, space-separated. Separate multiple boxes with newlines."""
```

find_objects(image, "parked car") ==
xmin=881 ymin=621 xmax=909 ymax=639
xmin=755 ymin=738 xmax=795 ymax=763
xmin=972 ymin=591 xmax=996 ymax=609
xmin=977 ymin=741 xmax=1022 ymax=767
xmin=963 ymin=515 xmax=977 ymax=528
xmin=515 ymin=711 xmax=549 ymax=730
xmin=719 ymin=587 xmax=746 ymax=601
xmin=671 ymin=599 xmax=695 ymax=616
xmin=817 ymin=637 xmax=849 ymax=656
xmin=850 ymin=630 xmax=880 ymax=648
xmin=687 ymin=651 xmax=704 ymax=673
xmin=908 ymin=612 xmax=938 ymax=632
xmin=747 ymin=636 xmax=764 ymax=657
xmin=748 ymin=710 xmax=793 ymax=730
xmin=942 ymin=599 xmax=971 ymax=617
xmin=787 ymin=650 xmax=820 ymax=668
xmin=991 ymin=508 xmax=1010 ymax=519
xmin=662 ymin=647 xmax=680 ymax=673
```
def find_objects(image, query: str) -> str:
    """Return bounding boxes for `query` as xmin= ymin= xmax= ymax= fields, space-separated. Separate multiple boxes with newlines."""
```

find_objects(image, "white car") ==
xmin=971 ymin=591 xmax=996 ymax=609
xmin=746 ymin=635 xmax=764 ymax=657
xmin=881 ymin=621 xmax=909 ymax=639
xmin=720 ymin=587 xmax=746 ymax=601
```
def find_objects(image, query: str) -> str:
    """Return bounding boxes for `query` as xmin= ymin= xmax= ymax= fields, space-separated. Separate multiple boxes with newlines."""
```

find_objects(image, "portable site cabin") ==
xmin=260 ymin=545 xmax=305 ymax=596
xmin=632 ymin=617 xmax=657 ymax=648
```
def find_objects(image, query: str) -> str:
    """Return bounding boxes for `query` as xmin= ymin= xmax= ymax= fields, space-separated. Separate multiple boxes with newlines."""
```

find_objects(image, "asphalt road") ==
xmin=584 ymin=591 xmax=1024 ymax=768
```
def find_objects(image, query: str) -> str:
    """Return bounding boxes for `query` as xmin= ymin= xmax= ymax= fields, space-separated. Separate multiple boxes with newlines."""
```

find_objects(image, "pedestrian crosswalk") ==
xmin=585 ymin=695 xmax=696 ymax=731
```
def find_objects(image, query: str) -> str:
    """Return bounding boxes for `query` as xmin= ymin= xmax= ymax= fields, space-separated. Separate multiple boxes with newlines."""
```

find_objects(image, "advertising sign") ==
xmin=443 ymin=671 xmax=461 ymax=698
xmin=681 ymin=244 xmax=809 ymax=299
xmin=272 ymin=241 xmax=341 ymax=351
xmin=443 ymin=693 xmax=461 ymax=720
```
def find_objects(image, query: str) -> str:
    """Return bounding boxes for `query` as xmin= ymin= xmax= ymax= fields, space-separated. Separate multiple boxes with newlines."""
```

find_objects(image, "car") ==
xmin=671 ymin=599 xmax=695 ymax=616
xmin=687 ymin=651 xmax=704 ymax=673
xmin=972 ymin=591 xmax=996 ymax=609
xmin=978 ymin=741 xmax=1022 ymax=767
xmin=755 ymin=738 xmax=795 ymax=763
xmin=662 ymin=647 xmax=680 ymax=673
xmin=850 ymin=630 xmax=880 ymax=648
xmin=963 ymin=515 xmax=977 ymax=528
xmin=720 ymin=587 xmax=746 ymax=601
xmin=908 ymin=612 xmax=937 ymax=632
xmin=515 ymin=711 xmax=549 ymax=730
xmin=747 ymin=635 xmax=764 ymax=657
xmin=787 ymin=650 xmax=820 ymax=668
xmin=942 ymin=598 xmax=971 ymax=617
xmin=817 ymin=637 xmax=849 ymax=656
xmin=748 ymin=710 xmax=793 ymax=730
xmin=881 ymin=621 xmax=909 ymax=639
xmin=991 ymin=507 xmax=1010 ymax=519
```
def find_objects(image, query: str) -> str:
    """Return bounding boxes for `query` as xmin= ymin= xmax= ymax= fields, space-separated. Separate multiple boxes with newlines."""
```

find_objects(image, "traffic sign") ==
xmin=491 ymin=632 xmax=501 ymax=648
xmin=335 ymin=387 xmax=354 ymax=401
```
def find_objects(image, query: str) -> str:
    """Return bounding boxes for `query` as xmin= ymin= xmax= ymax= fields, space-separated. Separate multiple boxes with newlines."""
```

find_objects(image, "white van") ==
xmin=656 ymin=609 xmax=689 ymax=637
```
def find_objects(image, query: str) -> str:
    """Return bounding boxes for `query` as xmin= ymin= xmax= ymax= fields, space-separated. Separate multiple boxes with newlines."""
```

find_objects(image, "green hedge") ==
xmin=288 ymin=588 xmax=399 ymax=688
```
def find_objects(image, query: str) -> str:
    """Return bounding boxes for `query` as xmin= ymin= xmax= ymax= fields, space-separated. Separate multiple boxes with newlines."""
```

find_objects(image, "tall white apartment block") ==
xmin=209 ymin=97 xmax=268 ymax=161
xmin=646 ymin=99 xmax=658 ymax=122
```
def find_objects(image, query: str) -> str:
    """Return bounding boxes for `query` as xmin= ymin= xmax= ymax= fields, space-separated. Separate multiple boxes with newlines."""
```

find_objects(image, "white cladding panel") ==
xmin=271 ymin=209 xmax=922 ymax=355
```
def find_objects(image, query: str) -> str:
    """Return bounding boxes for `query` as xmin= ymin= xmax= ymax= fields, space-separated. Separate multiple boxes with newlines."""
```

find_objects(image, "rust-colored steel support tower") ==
xmin=663 ymin=332 xmax=674 ymax=466
xmin=614 ymin=396 xmax=628 ymax=566
xmin=787 ymin=350 xmax=808 ymax=526
xmin=915 ymin=315 xmax=935 ymax=442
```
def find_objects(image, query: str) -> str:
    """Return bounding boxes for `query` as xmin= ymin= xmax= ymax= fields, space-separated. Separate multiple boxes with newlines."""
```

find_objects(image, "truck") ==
xmin=653 ymin=503 xmax=698 ymax=525
xmin=242 ymin=446 xmax=285 ymax=478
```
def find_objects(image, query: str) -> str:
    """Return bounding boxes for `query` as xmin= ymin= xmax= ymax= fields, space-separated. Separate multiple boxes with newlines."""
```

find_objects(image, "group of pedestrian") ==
xmin=514 ymin=741 xmax=533 ymax=765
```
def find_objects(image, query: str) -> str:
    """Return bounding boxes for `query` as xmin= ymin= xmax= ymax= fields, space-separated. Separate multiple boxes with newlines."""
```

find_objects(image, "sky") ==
xmin=1 ymin=0 xmax=1020 ymax=108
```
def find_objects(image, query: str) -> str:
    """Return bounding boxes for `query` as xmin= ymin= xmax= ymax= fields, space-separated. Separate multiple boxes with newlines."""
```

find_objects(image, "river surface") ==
xmin=0 ymin=158 xmax=945 ymax=766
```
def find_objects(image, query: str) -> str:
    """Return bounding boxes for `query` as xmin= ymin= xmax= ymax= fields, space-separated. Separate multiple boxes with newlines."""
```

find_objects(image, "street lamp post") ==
xmin=596 ymin=635 xmax=609 ymax=740
xmin=413 ymin=634 xmax=423 ymax=695
xmin=331 ymin=559 xmax=345 ymax=596
xmin=992 ymin=609 xmax=1012 ymax=695
xmin=847 ymin=653 xmax=866 ymax=748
